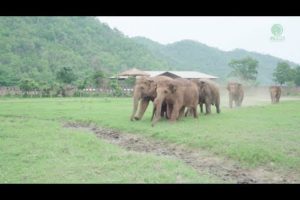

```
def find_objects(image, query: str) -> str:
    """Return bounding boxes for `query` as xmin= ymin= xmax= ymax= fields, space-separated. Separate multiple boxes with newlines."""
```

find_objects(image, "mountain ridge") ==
xmin=0 ymin=17 xmax=298 ymax=87
xmin=132 ymin=36 xmax=298 ymax=85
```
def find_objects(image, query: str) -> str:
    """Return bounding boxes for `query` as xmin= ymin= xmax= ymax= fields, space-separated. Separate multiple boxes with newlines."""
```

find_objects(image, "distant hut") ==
xmin=118 ymin=68 xmax=150 ymax=77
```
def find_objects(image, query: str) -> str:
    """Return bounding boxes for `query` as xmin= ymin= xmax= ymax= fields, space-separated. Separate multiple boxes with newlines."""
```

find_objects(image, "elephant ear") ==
xmin=150 ymin=80 xmax=157 ymax=89
xmin=143 ymin=78 xmax=150 ymax=83
xmin=169 ymin=83 xmax=177 ymax=93
xmin=147 ymin=79 xmax=154 ymax=85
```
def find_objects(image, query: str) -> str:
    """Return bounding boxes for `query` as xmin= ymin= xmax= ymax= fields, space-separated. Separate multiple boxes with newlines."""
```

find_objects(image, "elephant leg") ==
xmin=151 ymin=99 xmax=163 ymax=127
xmin=178 ymin=106 xmax=185 ymax=119
xmin=270 ymin=93 xmax=273 ymax=103
xmin=205 ymin=100 xmax=211 ymax=115
xmin=200 ymin=103 xmax=204 ymax=113
xmin=270 ymin=94 xmax=272 ymax=103
xmin=131 ymin=98 xmax=140 ymax=121
xmin=192 ymin=106 xmax=198 ymax=118
xmin=165 ymin=104 xmax=169 ymax=119
xmin=170 ymin=104 xmax=179 ymax=122
xmin=239 ymin=95 xmax=244 ymax=106
xmin=238 ymin=97 xmax=243 ymax=107
xmin=161 ymin=103 xmax=167 ymax=117
xmin=235 ymin=100 xmax=239 ymax=107
xmin=216 ymin=104 xmax=220 ymax=114
xmin=167 ymin=103 xmax=173 ymax=119
xmin=135 ymin=98 xmax=150 ymax=120
xmin=229 ymin=95 xmax=233 ymax=108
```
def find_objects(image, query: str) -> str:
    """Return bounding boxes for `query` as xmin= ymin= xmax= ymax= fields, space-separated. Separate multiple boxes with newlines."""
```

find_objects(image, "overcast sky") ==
xmin=97 ymin=17 xmax=300 ymax=64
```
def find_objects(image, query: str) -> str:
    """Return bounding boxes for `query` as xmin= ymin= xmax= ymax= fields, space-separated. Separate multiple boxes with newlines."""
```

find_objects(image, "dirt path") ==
xmin=64 ymin=122 xmax=298 ymax=183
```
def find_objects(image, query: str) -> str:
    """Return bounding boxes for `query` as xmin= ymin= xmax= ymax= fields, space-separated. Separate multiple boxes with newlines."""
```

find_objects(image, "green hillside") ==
xmin=0 ymin=17 xmax=298 ymax=87
xmin=133 ymin=37 xmax=298 ymax=85
xmin=0 ymin=17 xmax=168 ymax=86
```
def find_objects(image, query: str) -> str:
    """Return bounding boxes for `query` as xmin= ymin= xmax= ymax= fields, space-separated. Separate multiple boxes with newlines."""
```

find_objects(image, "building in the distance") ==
xmin=111 ymin=68 xmax=218 ymax=80
xmin=143 ymin=71 xmax=218 ymax=80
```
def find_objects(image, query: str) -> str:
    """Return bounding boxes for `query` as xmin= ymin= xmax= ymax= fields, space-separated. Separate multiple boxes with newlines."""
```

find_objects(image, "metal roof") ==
xmin=144 ymin=71 xmax=218 ymax=79
xmin=118 ymin=68 xmax=150 ymax=76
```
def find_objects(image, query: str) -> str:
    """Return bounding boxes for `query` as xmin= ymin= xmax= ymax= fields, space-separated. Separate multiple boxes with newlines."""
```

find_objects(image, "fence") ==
xmin=2 ymin=85 xmax=298 ymax=98
xmin=0 ymin=86 xmax=134 ymax=97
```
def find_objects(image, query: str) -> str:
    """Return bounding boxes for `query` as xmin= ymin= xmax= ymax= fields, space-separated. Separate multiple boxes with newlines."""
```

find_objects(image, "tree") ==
xmin=109 ymin=79 xmax=122 ymax=97
xmin=0 ymin=69 xmax=11 ymax=86
xmin=293 ymin=66 xmax=300 ymax=86
xmin=18 ymin=78 xmax=39 ymax=96
xmin=56 ymin=67 xmax=77 ymax=84
xmin=273 ymin=62 xmax=293 ymax=85
xmin=228 ymin=57 xmax=258 ymax=81
xmin=77 ymin=78 xmax=89 ymax=90
xmin=92 ymin=70 xmax=106 ymax=88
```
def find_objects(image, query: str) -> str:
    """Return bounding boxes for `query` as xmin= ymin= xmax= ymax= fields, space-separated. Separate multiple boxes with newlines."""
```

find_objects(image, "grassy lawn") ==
xmin=0 ymin=97 xmax=300 ymax=182
xmin=0 ymin=115 xmax=221 ymax=183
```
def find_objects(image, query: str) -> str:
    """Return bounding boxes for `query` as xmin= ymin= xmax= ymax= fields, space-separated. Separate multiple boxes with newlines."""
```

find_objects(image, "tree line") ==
xmin=14 ymin=67 xmax=136 ymax=97
xmin=227 ymin=57 xmax=300 ymax=87
xmin=11 ymin=56 xmax=300 ymax=98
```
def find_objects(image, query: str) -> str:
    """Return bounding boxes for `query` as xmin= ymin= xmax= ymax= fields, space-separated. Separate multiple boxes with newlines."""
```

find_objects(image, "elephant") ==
xmin=269 ymin=86 xmax=281 ymax=103
xmin=227 ymin=82 xmax=244 ymax=108
xmin=185 ymin=79 xmax=220 ymax=116
xmin=130 ymin=75 xmax=173 ymax=121
xmin=152 ymin=78 xmax=199 ymax=126
xmin=151 ymin=101 xmax=168 ymax=121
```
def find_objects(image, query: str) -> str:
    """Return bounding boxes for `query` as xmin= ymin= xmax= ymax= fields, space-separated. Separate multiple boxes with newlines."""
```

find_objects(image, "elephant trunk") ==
xmin=130 ymin=87 xmax=141 ymax=121
xmin=151 ymin=97 xmax=163 ymax=126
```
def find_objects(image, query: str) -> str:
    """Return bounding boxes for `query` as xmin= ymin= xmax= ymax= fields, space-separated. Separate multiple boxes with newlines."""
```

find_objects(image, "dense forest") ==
xmin=0 ymin=16 xmax=298 ymax=88
xmin=133 ymin=37 xmax=298 ymax=85
xmin=0 ymin=17 xmax=168 ymax=87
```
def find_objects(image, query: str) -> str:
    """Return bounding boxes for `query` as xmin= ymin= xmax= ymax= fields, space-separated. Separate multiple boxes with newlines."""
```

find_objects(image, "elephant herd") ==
xmin=130 ymin=75 xmax=282 ymax=126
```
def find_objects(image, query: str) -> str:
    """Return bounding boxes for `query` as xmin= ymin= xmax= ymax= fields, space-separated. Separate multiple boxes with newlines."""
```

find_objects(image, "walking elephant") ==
xmin=152 ymin=78 xmax=199 ymax=126
xmin=186 ymin=79 xmax=220 ymax=115
xmin=130 ymin=75 xmax=173 ymax=121
xmin=269 ymin=86 xmax=281 ymax=103
xmin=227 ymin=82 xmax=244 ymax=108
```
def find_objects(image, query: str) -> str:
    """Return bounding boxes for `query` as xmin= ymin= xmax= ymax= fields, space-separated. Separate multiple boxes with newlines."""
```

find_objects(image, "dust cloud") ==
xmin=219 ymin=86 xmax=300 ymax=108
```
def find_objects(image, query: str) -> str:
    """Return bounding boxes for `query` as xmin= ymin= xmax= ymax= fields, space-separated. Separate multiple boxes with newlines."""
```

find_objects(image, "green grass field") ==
xmin=1 ymin=97 xmax=300 ymax=183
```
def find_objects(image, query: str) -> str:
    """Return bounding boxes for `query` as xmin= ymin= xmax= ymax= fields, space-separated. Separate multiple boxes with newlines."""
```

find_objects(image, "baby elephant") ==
xmin=269 ymin=86 xmax=281 ymax=103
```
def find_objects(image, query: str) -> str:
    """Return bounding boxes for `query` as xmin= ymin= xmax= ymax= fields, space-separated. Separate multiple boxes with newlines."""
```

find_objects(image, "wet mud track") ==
xmin=64 ymin=122 xmax=297 ymax=183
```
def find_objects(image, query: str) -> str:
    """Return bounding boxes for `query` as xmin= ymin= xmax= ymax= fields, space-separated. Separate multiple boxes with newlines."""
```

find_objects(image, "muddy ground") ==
xmin=64 ymin=121 xmax=299 ymax=183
